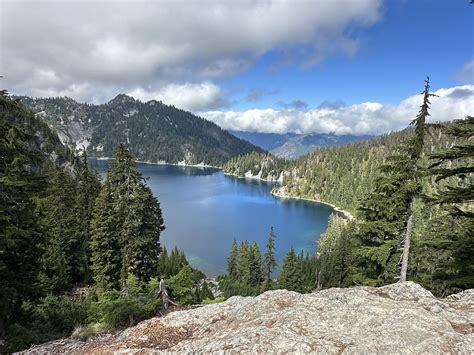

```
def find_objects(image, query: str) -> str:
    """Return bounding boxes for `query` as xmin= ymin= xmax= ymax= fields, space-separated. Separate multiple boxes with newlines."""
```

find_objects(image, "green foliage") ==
xmin=263 ymin=227 xmax=277 ymax=287
xmin=7 ymin=295 xmax=89 ymax=352
xmin=167 ymin=265 xmax=198 ymax=305
xmin=89 ymin=145 xmax=165 ymax=289
xmin=279 ymin=249 xmax=304 ymax=293
xmin=157 ymin=247 xmax=189 ymax=278
xmin=19 ymin=95 xmax=264 ymax=166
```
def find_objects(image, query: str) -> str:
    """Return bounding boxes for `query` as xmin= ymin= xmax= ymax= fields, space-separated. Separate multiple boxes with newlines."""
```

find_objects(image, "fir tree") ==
xmin=263 ymin=227 xmax=277 ymax=286
xmin=279 ymin=248 xmax=304 ymax=292
xmin=399 ymin=77 xmax=434 ymax=282
xmin=89 ymin=183 xmax=123 ymax=290
xmin=237 ymin=241 xmax=251 ymax=285
xmin=227 ymin=239 xmax=239 ymax=278
xmin=0 ymin=115 xmax=44 ymax=346
xmin=90 ymin=145 xmax=165 ymax=288
xmin=74 ymin=151 xmax=101 ymax=283
xmin=424 ymin=116 xmax=474 ymax=292
xmin=249 ymin=242 xmax=263 ymax=287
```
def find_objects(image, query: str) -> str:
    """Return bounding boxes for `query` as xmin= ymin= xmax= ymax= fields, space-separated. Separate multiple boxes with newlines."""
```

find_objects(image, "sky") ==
xmin=1 ymin=0 xmax=473 ymax=135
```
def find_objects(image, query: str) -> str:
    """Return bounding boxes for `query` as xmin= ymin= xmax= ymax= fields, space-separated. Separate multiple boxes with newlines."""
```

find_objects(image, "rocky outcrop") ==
xmin=20 ymin=282 xmax=473 ymax=354
xmin=272 ymin=185 xmax=355 ymax=220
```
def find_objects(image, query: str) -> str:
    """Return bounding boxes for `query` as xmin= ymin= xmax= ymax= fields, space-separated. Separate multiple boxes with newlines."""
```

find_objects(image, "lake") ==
xmin=90 ymin=160 xmax=333 ymax=276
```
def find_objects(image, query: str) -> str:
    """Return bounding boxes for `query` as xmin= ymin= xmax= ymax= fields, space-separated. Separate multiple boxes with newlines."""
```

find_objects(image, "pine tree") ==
xmin=89 ymin=183 xmax=123 ymax=290
xmin=249 ymin=242 xmax=263 ymax=287
xmin=424 ymin=116 xmax=474 ymax=292
xmin=263 ymin=227 xmax=277 ymax=286
xmin=74 ymin=151 xmax=101 ymax=283
xmin=427 ymin=116 xmax=473 ymax=217
xmin=227 ymin=239 xmax=239 ymax=278
xmin=38 ymin=167 xmax=79 ymax=291
xmin=0 ymin=97 xmax=44 ymax=346
xmin=399 ymin=78 xmax=434 ymax=282
xmin=89 ymin=145 xmax=165 ymax=289
xmin=237 ymin=241 xmax=251 ymax=285
xmin=279 ymin=248 xmax=304 ymax=292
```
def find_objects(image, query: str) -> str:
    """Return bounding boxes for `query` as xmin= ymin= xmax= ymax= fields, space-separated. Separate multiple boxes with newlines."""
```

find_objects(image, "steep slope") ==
xmin=1 ymin=95 xmax=74 ymax=166
xmin=19 ymin=95 xmax=264 ymax=166
xmin=230 ymin=130 xmax=373 ymax=159
xmin=20 ymin=282 xmax=473 ymax=353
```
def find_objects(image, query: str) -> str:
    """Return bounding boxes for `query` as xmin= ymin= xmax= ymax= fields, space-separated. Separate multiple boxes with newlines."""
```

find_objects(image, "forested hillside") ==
xmin=0 ymin=93 xmax=211 ymax=352
xmin=19 ymin=95 xmax=264 ymax=166
xmin=224 ymin=128 xmax=461 ymax=214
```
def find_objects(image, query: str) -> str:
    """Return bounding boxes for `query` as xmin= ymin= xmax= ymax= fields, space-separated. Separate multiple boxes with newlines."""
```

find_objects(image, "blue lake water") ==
xmin=90 ymin=160 xmax=333 ymax=276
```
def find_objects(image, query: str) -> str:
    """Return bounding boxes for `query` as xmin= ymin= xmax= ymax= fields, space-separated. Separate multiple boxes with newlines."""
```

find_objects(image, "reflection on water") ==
xmin=90 ymin=160 xmax=333 ymax=276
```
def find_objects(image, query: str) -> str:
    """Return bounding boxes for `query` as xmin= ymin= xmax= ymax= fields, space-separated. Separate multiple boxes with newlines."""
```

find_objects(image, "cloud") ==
xmin=455 ymin=58 xmax=474 ymax=84
xmin=0 ymin=0 xmax=382 ymax=102
xmin=128 ymin=82 xmax=228 ymax=112
xmin=201 ymin=85 xmax=474 ymax=135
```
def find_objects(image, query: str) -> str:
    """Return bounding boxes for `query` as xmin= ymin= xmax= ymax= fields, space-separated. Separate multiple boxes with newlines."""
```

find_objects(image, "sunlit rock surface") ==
xmin=20 ymin=282 xmax=473 ymax=354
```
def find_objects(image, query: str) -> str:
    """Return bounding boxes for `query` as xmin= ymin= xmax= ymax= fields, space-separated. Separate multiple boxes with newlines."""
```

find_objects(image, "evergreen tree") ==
xmin=90 ymin=145 xmax=165 ymax=288
xmin=37 ymin=167 xmax=79 ymax=292
xmin=89 ymin=183 xmax=123 ymax=290
xmin=279 ymin=248 xmax=304 ymax=292
xmin=263 ymin=227 xmax=277 ymax=286
xmin=399 ymin=77 xmax=434 ymax=282
xmin=227 ymin=239 xmax=239 ymax=278
xmin=237 ymin=241 xmax=251 ymax=285
xmin=424 ymin=116 xmax=474 ymax=292
xmin=249 ymin=242 xmax=263 ymax=287
xmin=74 ymin=152 xmax=101 ymax=283
xmin=0 ymin=112 xmax=44 ymax=346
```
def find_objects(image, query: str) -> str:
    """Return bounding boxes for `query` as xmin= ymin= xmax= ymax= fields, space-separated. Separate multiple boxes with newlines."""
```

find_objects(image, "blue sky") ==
xmin=226 ymin=0 xmax=473 ymax=110
xmin=2 ymin=0 xmax=473 ymax=134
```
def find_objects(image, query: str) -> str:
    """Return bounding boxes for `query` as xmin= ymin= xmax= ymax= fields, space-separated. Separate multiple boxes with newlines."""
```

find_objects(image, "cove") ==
xmin=90 ymin=160 xmax=333 ymax=276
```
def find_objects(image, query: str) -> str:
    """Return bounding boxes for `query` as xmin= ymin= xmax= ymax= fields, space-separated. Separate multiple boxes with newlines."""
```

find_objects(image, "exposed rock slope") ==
xmin=21 ymin=282 xmax=473 ymax=354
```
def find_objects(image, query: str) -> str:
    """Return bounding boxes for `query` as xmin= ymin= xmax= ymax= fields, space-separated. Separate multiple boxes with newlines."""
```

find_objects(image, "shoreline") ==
xmin=92 ymin=157 xmax=354 ymax=220
xmin=90 ymin=156 xmax=222 ymax=169
xmin=223 ymin=171 xmax=281 ymax=183
xmin=270 ymin=189 xmax=355 ymax=221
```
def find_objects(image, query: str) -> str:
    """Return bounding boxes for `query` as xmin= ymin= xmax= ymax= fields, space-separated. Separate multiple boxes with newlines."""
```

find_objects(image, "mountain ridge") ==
xmin=230 ymin=130 xmax=374 ymax=159
xmin=18 ymin=95 xmax=264 ymax=166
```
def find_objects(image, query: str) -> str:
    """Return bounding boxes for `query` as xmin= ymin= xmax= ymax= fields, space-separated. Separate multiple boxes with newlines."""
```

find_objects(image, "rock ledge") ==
xmin=20 ymin=282 xmax=473 ymax=354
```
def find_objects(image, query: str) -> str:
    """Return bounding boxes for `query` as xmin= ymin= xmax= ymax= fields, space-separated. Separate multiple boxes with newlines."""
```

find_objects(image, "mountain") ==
xmin=18 ymin=95 xmax=264 ymax=166
xmin=229 ymin=131 xmax=299 ymax=151
xmin=20 ymin=282 xmax=474 ymax=353
xmin=229 ymin=130 xmax=374 ymax=159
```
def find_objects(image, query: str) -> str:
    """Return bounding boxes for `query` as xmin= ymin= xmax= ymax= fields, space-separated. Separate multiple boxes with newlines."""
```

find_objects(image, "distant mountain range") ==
xmin=18 ymin=95 xmax=264 ymax=166
xmin=229 ymin=131 xmax=374 ymax=159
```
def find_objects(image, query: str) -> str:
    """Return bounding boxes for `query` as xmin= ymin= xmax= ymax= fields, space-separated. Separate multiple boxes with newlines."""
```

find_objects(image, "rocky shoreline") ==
xmin=271 ymin=185 xmax=355 ymax=220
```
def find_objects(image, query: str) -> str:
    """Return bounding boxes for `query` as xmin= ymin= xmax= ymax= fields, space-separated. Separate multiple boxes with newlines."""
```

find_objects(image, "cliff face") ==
xmin=21 ymin=282 xmax=473 ymax=354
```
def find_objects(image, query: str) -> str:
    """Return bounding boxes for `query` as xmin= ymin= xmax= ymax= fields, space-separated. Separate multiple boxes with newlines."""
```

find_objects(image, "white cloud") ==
xmin=201 ymin=85 xmax=474 ymax=135
xmin=455 ymin=58 xmax=474 ymax=84
xmin=0 ymin=0 xmax=381 ymax=102
xmin=128 ymin=82 xmax=227 ymax=112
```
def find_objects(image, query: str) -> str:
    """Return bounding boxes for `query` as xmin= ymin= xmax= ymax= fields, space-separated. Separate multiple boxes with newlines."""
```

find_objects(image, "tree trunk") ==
xmin=400 ymin=199 xmax=415 ymax=282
